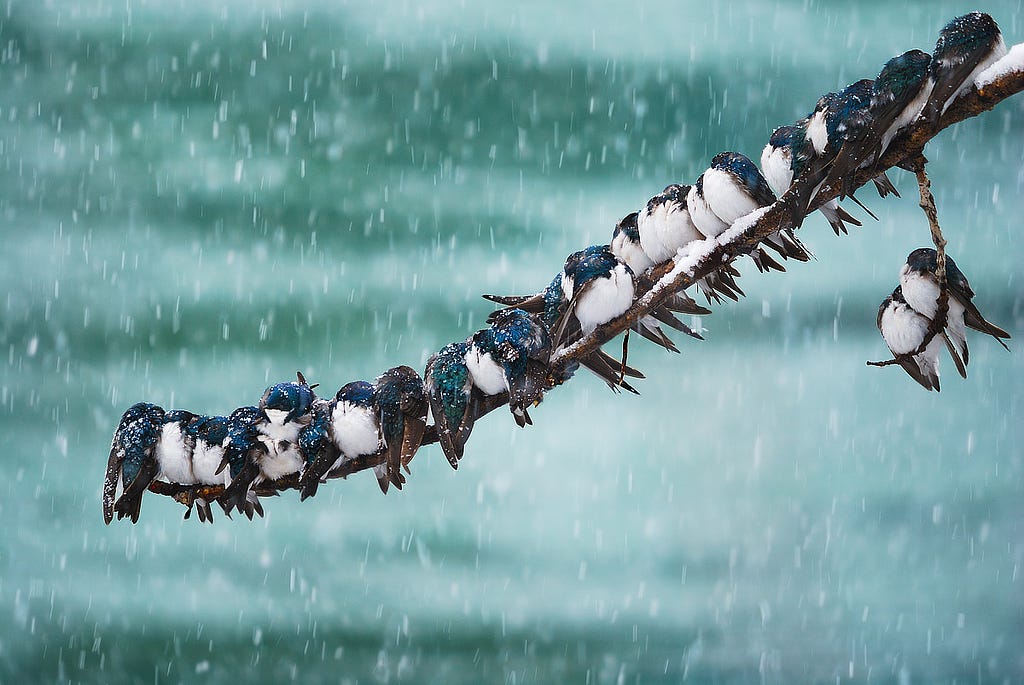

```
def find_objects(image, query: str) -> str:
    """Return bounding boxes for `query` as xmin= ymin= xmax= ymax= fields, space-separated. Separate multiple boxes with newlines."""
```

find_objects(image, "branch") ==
xmin=145 ymin=44 xmax=1024 ymax=513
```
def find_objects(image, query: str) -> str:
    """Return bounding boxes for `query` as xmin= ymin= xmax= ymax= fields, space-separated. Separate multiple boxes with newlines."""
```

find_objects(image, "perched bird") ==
xmin=871 ymin=50 xmax=935 ymax=163
xmin=103 ymin=402 xmax=166 ymax=524
xmin=484 ymin=273 xmax=645 ymax=393
xmin=805 ymin=80 xmax=900 ymax=202
xmin=298 ymin=380 xmax=387 ymax=500
xmin=151 ymin=409 xmax=202 ymax=519
xmin=877 ymin=286 xmax=947 ymax=391
xmin=692 ymin=152 xmax=811 ymax=271
xmin=924 ymin=12 xmax=1006 ymax=125
xmin=898 ymin=247 xmax=1010 ymax=368
xmin=761 ymin=123 xmax=863 ymax=236
xmin=426 ymin=341 xmax=483 ymax=469
xmin=610 ymin=211 xmax=655 ymax=275
xmin=212 ymin=406 xmax=269 ymax=521
xmin=375 ymin=365 xmax=428 ymax=490
xmin=827 ymin=51 xmax=934 ymax=198
xmin=254 ymin=372 xmax=318 ymax=482
xmin=557 ymin=245 xmax=636 ymax=338
xmin=473 ymin=308 xmax=552 ymax=427
xmin=295 ymin=399 xmax=340 ymax=500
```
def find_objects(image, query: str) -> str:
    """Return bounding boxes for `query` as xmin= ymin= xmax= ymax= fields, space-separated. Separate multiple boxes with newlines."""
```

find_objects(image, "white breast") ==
xmin=332 ymin=402 xmax=382 ymax=458
xmin=611 ymin=231 xmax=654 ymax=274
xmin=881 ymin=300 xmax=931 ymax=355
xmin=760 ymin=145 xmax=793 ymax=198
xmin=574 ymin=264 xmax=635 ymax=335
xmin=687 ymin=184 xmax=729 ymax=239
xmin=191 ymin=439 xmax=229 ymax=486
xmin=898 ymin=268 xmax=940 ymax=318
xmin=702 ymin=168 xmax=760 ymax=225
xmin=155 ymin=422 xmax=196 ymax=485
xmin=257 ymin=418 xmax=307 ymax=480
xmin=466 ymin=347 xmax=508 ymax=396
xmin=879 ymin=80 xmax=933 ymax=154
xmin=637 ymin=201 xmax=703 ymax=264
xmin=807 ymin=110 xmax=829 ymax=155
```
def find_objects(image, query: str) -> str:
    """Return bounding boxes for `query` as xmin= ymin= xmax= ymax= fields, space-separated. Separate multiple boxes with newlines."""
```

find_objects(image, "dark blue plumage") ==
xmin=477 ymin=308 xmax=552 ymax=427
xmin=213 ymin=407 xmax=270 ymax=520
xmin=375 ymin=366 xmax=428 ymax=491
xmin=103 ymin=402 xmax=165 ymax=524
xmin=925 ymin=12 xmax=1006 ymax=125
xmin=425 ymin=341 xmax=479 ymax=468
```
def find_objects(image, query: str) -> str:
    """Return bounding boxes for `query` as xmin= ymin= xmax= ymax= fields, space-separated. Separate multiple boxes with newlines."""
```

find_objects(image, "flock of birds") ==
xmin=103 ymin=12 xmax=1013 ymax=523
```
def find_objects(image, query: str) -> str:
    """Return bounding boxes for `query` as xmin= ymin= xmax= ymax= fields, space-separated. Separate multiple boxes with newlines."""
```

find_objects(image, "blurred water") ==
xmin=1 ymin=1 xmax=1022 ymax=682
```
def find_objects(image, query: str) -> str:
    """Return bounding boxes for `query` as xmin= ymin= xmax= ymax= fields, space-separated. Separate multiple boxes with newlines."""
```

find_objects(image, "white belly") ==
xmin=760 ymin=145 xmax=793 ymax=198
xmin=702 ymin=168 xmax=761 ymax=225
xmin=807 ymin=110 xmax=829 ymax=155
xmin=192 ymin=439 xmax=229 ymax=486
xmin=687 ymin=184 xmax=729 ymax=239
xmin=155 ymin=423 xmax=196 ymax=485
xmin=611 ymin=231 xmax=654 ymax=274
xmin=257 ymin=418 xmax=307 ymax=480
xmin=575 ymin=264 xmax=635 ymax=335
xmin=332 ymin=402 xmax=381 ymax=458
xmin=879 ymin=81 xmax=933 ymax=153
xmin=638 ymin=202 xmax=703 ymax=264
xmin=466 ymin=347 xmax=508 ymax=396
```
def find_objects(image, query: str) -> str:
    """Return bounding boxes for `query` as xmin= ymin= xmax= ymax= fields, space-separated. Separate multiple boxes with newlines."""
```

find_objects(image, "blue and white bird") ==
xmin=924 ymin=12 xmax=1006 ymax=126
xmin=805 ymin=80 xmax=900 ymax=202
xmin=374 ymin=365 xmax=428 ymax=490
xmin=254 ymin=372 xmax=318 ymax=482
xmin=298 ymin=380 xmax=387 ymax=500
xmin=557 ymin=244 xmax=636 ymax=340
xmin=898 ymin=247 xmax=1010 ymax=369
xmin=877 ymin=286 xmax=947 ymax=391
xmin=484 ymin=273 xmax=645 ymax=393
xmin=103 ymin=402 xmax=166 ymax=524
xmin=827 ymin=51 xmax=935 ymax=198
xmin=425 ymin=341 xmax=482 ymax=469
xmin=761 ymin=123 xmax=863 ymax=236
xmin=211 ymin=406 xmax=269 ymax=520
xmin=471 ymin=307 xmax=552 ymax=427
xmin=610 ymin=211 xmax=655 ymax=275
xmin=691 ymin=152 xmax=811 ymax=272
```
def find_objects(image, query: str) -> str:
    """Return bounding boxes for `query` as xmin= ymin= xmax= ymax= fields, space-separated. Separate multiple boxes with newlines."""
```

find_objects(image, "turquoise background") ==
xmin=1 ymin=1 xmax=1021 ymax=682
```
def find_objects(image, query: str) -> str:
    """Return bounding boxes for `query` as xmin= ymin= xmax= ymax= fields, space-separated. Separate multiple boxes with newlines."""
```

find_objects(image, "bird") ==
xmin=870 ymin=50 xmax=935 ymax=164
xmin=103 ymin=402 xmax=166 ymax=524
xmin=425 ymin=341 xmax=483 ymax=470
xmin=298 ymin=380 xmax=387 ymax=500
xmin=191 ymin=407 xmax=268 ymax=521
xmin=484 ymin=272 xmax=646 ymax=393
xmin=374 ymin=365 xmax=429 ymax=490
xmin=253 ymin=372 xmax=318 ymax=482
xmin=692 ymin=152 xmax=811 ymax=272
xmin=876 ymin=286 xmax=947 ymax=391
xmin=152 ymin=409 xmax=199 ymax=486
xmin=632 ymin=186 xmax=744 ymax=303
xmin=295 ymin=399 xmax=340 ymax=500
xmin=761 ymin=123 xmax=863 ymax=236
xmin=610 ymin=211 xmax=655 ymax=275
xmin=827 ymin=51 xmax=934 ymax=198
xmin=898 ymin=247 xmax=1010 ymax=368
xmin=805 ymin=80 xmax=900 ymax=203
xmin=924 ymin=12 xmax=1006 ymax=126
xmin=473 ymin=307 xmax=552 ymax=427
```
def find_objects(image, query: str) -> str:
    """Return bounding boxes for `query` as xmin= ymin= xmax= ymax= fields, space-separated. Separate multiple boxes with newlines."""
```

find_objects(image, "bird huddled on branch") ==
xmin=103 ymin=11 xmax=1017 ymax=523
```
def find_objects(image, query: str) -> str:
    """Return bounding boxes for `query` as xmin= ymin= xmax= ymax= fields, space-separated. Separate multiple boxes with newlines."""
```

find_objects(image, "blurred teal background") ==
xmin=1 ymin=1 xmax=1022 ymax=682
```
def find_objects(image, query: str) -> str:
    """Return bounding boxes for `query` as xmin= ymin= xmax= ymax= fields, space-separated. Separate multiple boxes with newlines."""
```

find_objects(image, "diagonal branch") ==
xmin=148 ymin=46 xmax=1024 ymax=509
